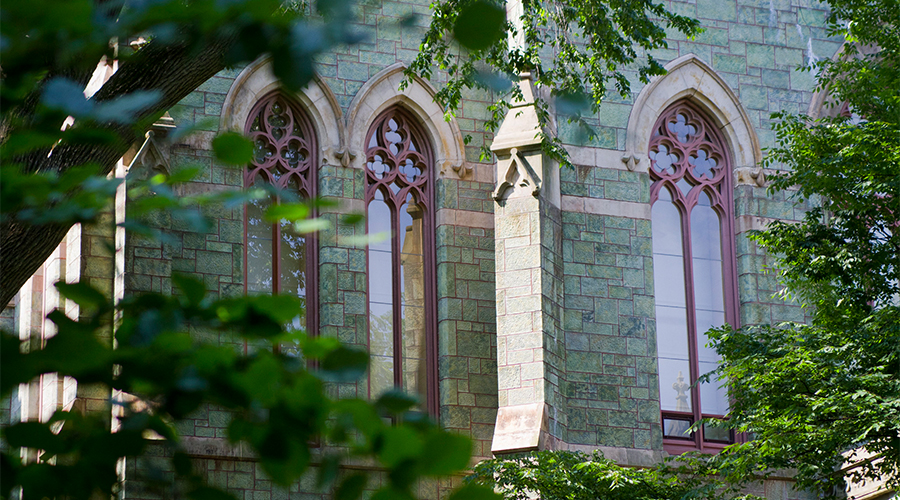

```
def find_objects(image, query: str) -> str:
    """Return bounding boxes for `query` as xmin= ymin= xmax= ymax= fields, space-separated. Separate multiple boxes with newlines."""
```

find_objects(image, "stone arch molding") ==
xmin=625 ymin=54 xmax=763 ymax=186
xmin=807 ymin=41 xmax=875 ymax=119
xmin=221 ymin=55 xmax=345 ymax=167
xmin=346 ymin=63 xmax=468 ymax=178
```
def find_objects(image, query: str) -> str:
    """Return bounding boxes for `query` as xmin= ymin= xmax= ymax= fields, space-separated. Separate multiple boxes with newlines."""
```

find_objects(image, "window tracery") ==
xmin=364 ymin=107 xmax=437 ymax=415
xmin=243 ymin=92 xmax=318 ymax=343
xmin=649 ymin=101 xmax=739 ymax=452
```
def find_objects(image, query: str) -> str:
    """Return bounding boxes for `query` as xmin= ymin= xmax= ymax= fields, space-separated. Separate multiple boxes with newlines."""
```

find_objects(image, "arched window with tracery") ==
xmin=648 ymin=101 xmax=739 ymax=452
xmin=244 ymin=92 xmax=317 ymax=340
xmin=364 ymin=106 xmax=437 ymax=415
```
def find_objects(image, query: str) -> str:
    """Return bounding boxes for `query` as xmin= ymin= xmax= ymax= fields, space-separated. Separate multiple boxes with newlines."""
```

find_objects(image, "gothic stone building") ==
xmin=5 ymin=0 xmax=876 ymax=497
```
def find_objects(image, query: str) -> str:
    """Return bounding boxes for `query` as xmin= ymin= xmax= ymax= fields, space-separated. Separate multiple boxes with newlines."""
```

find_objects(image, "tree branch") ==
xmin=1 ymin=33 xmax=237 ymax=306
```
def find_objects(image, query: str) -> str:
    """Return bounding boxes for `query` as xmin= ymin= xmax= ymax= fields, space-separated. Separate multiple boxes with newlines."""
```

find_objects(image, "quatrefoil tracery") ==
xmin=244 ymin=94 xmax=315 ymax=195
xmin=365 ymin=111 xmax=430 ymax=204
xmin=649 ymin=104 xmax=728 ymax=209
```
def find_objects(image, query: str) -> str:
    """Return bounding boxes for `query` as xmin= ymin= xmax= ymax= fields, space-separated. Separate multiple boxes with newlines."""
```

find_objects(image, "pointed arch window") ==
xmin=364 ymin=107 xmax=437 ymax=415
xmin=243 ymin=92 xmax=318 ymax=341
xmin=648 ymin=101 xmax=739 ymax=452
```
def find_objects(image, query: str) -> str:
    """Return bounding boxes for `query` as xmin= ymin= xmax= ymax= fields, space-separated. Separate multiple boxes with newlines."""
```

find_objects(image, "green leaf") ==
xmin=419 ymin=432 xmax=472 ymax=475
xmin=369 ymin=487 xmax=416 ymax=500
xmin=446 ymin=483 xmax=502 ymax=500
xmin=249 ymin=295 xmax=305 ymax=325
xmin=293 ymin=218 xmax=330 ymax=234
xmin=375 ymin=390 xmax=418 ymax=414
xmin=92 ymin=90 xmax=162 ymax=124
xmin=41 ymin=78 xmax=93 ymax=116
xmin=339 ymin=232 xmax=390 ymax=248
xmin=378 ymin=427 xmax=422 ymax=468
xmin=342 ymin=212 xmax=365 ymax=225
xmin=189 ymin=486 xmax=239 ymax=500
xmin=335 ymin=473 xmax=367 ymax=500
xmin=4 ymin=422 xmax=63 ymax=454
xmin=453 ymin=1 xmax=505 ymax=52
xmin=266 ymin=203 xmax=310 ymax=222
xmin=212 ymin=132 xmax=254 ymax=165
xmin=319 ymin=346 xmax=368 ymax=382
xmin=172 ymin=274 xmax=207 ymax=305
xmin=56 ymin=281 xmax=107 ymax=309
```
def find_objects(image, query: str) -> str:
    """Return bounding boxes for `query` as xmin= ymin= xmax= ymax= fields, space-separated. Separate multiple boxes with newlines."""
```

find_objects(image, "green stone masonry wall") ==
xmin=560 ymin=209 xmax=661 ymax=449
xmin=734 ymin=185 xmax=812 ymax=326
xmin=556 ymin=0 xmax=840 ymax=153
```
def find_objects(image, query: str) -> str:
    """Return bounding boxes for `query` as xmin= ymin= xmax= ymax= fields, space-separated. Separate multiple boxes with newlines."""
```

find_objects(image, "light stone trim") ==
xmin=625 ymin=54 xmax=762 ymax=172
xmin=561 ymin=195 xmax=651 ymax=220
xmin=345 ymin=63 xmax=470 ymax=180
xmin=807 ymin=42 xmax=876 ymax=119
xmin=220 ymin=56 xmax=344 ymax=164
xmin=545 ymin=437 xmax=667 ymax=468
xmin=735 ymin=214 xmax=777 ymax=234
xmin=491 ymin=402 xmax=548 ymax=453
xmin=565 ymin=146 xmax=646 ymax=172
xmin=436 ymin=208 xmax=494 ymax=229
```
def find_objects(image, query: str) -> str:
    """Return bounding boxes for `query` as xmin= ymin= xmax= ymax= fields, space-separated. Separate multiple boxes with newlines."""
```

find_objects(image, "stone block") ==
xmin=698 ymin=0 xmax=736 ymax=20
xmin=596 ymin=427 xmax=634 ymax=448
xmin=713 ymin=53 xmax=747 ymax=74
xmin=195 ymin=251 xmax=231 ymax=276
xmin=775 ymin=46 xmax=803 ymax=67
xmin=741 ymin=84 xmax=769 ymax=110
xmin=747 ymin=43 xmax=776 ymax=68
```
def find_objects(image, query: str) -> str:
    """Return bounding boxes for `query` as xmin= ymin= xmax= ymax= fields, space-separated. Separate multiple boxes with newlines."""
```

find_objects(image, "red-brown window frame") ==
xmin=242 ymin=91 xmax=318 ymax=344
xmin=648 ymin=100 xmax=741 ymax=454
xmin=363 ymin=106 xmax=439 ymax=416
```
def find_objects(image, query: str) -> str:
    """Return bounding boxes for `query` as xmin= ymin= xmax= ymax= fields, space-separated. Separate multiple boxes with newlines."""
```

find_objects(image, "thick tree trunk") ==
xmin=1 ymin=35 xmax=236 ymax=307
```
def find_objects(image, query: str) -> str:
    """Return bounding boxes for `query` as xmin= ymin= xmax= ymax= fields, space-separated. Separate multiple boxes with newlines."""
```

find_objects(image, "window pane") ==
xmin=654 ymin=256 xmax=687 ymax=307
xmin=652 ymin=191 xmax=686 ymax=309
xmin=280 ymin=219 xmax=307 ymax=334
xmin=691 ymin=193 xmax=729 ymax=417
xmin=663 ymin=417 xmax=693 ymax=439
xmin=699 ymin=364 xmax=729 ymax=416
xmin=691 ymin=197 xmax=724 ymax=312
xmin=703 ymin=423 xmax=732 ymax=442
xmin=400 ymin=195 xmax=427 ymax=406
xmin=368 ymin=192 xmax=394 ymax=398
xmin=653 ymin=193 xmax=692 ymax=413
xmin=247 ymin=191 xmax=272 ymax=295
xmin=658 ymin=357 xmax=693 ymax=412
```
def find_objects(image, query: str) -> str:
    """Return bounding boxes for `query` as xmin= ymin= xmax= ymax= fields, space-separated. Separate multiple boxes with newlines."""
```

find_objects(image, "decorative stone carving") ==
xmin=127 ymin=129 xmax=172 ymax=176
xmin=620 ymin=153 xmax=640 ymax=171
xmin=450 ymin=160 xmax=472 ymax=178
xmin=734 ymin=166 xmax=768 ymax=187
xmin=330 ymin=148 xmax=356 ymax=168
xmin=492 ymin=148 xmax=542 ymax=201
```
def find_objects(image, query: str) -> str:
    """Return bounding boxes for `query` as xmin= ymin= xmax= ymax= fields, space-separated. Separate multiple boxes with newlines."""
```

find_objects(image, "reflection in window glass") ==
xmin=364 ymin=107 xmax=434 ymax=413
xmin=247 ymin=179 xmax=273 ymax=296
xmin=368 ymin=190 xmax=395 ymax=399
xmin=652 ymin=188 xmax=693 ymax=417
xmin=243 ymin=92 xmax=317 ymax=356
xmin=400 ymin=194 xmax=427 ymax=405
xmin=692 ymin=192 xmax=729 ymax=417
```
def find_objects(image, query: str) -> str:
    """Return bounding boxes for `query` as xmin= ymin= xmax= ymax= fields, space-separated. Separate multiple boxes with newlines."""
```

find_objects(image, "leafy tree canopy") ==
xmin=408 ymin=0 xmax=701 ymax=162
xmin=468 ymin=450 xmax=757 ymax=500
